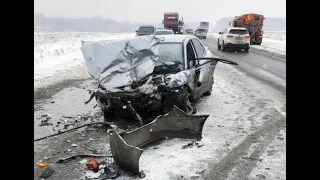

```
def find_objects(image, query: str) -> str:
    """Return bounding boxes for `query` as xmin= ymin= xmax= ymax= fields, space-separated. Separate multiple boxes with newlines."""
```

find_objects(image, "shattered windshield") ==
xmin=153 ymin=42 xmax=184 ymax=73
xmin=157 ymin=42 xmax=183 ymax=66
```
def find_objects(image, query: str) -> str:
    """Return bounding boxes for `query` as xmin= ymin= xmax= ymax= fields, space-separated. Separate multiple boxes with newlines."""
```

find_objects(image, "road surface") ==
xmin=34 ymin=36 xmax=286 ymax=180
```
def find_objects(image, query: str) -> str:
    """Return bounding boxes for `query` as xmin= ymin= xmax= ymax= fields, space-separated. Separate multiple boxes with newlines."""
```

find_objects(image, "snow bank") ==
xmin=34 ymin=32 xmax=135 ymax=80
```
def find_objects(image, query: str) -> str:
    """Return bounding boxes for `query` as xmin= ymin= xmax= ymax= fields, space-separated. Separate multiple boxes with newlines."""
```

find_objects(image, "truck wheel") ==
xmin=244 ymin=47 xmax=249 ymax=52
xmin=256 ymin=42 xmax=262 ymax=45
xmin=218 ymin=40 xmax=221 ymax=50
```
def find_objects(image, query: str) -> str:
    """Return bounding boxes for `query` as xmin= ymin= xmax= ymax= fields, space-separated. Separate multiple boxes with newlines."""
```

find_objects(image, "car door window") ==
xmin=191 ymin=38 xmax=208 ymax=65
xmin=186 ymin=41 xmax=197 ymax=68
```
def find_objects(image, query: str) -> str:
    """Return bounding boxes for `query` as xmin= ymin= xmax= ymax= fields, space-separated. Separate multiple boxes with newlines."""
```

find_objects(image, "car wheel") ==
xmin=203 ymin=83 xmax=212 ymax=96
xmin=204 ymin=36 xmax=206 ymax=39
xmin=244 ymin=47 xmax=249 ymax=52
xmin=218 ymin=40 xmax=221 ymax=50
xmin=178 ymin=90 xmax=194 ymax=115
xmin=221 ymin=41 xmax=226 ymax=51
xmin=103 ymin=109 xmax=113 ymax=122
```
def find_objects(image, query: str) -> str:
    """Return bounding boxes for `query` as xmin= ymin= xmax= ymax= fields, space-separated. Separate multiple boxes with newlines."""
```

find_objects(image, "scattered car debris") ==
xmin=34 ymin=122 xmax=110 ymax=142
xmin=98 ymin=163 xmax=119 ymax=179
xmin=110 ymin=106 xmax=209 ymax=175
xmin=37 ymin=161 xmax=47 ymax=168
xmin=43 ymin=156 xmax=52 ymax=160
xmin=71 ymin=144 xmax=78 ymax=147
xmin=182 ymin=141 xmax=203 ymax=149
xmin=79 ymin=159 xmax=87 ymax=164
xmin=39 ymin=167 xmax=55 ymax=178
xmin=86 ymin=157 xmax=100 ymax=172
xmin=57 ymin=154 xmax=112 ymax=163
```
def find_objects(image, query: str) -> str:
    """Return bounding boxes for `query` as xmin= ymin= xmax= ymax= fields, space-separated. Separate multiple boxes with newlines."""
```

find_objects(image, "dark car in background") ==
xmin=135 ymin=25 xmax=156 ymax=36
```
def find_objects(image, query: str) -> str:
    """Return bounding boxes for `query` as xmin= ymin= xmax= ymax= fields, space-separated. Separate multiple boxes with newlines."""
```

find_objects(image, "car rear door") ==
xmin=228 ymin=29 xmax=249 ymax=44
xmin=191 ymin=38 xmax=211 ymax=97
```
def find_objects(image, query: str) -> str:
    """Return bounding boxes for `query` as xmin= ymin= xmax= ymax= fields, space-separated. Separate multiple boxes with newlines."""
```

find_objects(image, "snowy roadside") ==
xmin=34 ymin=32 xmax=135 ymax=89
xmin=207 ymin=32 xmax=286 ymax=60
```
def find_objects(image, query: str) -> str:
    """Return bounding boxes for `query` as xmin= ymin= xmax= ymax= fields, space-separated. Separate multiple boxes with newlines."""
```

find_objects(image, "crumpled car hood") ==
xmin=81 ymin=35 xmax=160 ymax=92
xmin=81 ymin=36 xmax=195 ymax=93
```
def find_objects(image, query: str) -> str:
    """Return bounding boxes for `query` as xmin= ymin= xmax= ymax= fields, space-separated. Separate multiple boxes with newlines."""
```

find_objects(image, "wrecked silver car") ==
xmin=81 ymin=35 xmax=237 ymax=123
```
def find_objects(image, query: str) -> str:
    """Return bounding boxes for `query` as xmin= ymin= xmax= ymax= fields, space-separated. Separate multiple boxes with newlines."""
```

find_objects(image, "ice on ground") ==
xmin=34 ymin=32 xmax=135 ymax=81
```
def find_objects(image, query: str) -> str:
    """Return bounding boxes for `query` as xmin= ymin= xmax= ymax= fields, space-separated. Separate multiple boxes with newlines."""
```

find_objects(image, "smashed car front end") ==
xmin=95 ymin=72 xmax=194 ymax=121
xmin=81 ymin=36 xmax=195 ymax=122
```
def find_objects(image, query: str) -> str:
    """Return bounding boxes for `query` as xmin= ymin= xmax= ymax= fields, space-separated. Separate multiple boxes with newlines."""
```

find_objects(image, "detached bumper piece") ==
xmin=109 ymin=106 xmax=209 ymax=175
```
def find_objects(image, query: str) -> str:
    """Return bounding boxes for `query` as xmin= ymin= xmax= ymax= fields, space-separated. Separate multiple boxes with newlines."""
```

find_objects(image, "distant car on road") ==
xmin=154 ymin=29 xmax=174 ymax=35
xmin=194 ymin=28 xmax=207 ymax=39
xmin=218 ymin=27 xmax=250 ymax=52
xmin=185 ymin=29 xmax=194 ymax=34
xmin=135 ymin=25 xmax=156 ymax=36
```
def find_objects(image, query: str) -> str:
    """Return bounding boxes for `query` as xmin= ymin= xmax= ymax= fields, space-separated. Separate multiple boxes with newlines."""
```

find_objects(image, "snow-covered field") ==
xmin=34 ymin=32 xmax=135 ymax=80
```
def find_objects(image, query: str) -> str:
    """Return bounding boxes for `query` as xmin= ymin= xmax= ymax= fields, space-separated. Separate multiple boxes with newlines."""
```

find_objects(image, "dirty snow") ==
xmin=208 ymin=31 xmax=286 ymax=56
xmin=34 ymin=32 xmax=135 ymax=81
xmin=115 ymin=62 xmax=286 ymax=180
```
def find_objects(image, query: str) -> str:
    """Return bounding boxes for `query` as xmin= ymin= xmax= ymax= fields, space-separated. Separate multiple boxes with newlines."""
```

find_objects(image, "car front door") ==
xmin=191 ymin=38 xmax=211 ymax=97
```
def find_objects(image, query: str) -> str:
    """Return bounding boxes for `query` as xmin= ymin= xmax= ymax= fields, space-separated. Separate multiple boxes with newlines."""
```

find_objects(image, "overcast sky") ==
xmin=35 ymin=0 xmax=286 ymax=24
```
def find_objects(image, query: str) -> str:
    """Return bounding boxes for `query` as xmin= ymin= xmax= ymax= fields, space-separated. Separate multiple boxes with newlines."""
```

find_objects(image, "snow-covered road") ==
xmin=34 ymin=32 xmax=286 ymax=180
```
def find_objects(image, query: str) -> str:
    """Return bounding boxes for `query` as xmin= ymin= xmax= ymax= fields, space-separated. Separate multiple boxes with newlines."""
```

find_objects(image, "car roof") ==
xmin=156 ymin=35 xmax=194 ymax=43
xmin=228 ymin=27 xmax=247 ymax=30
xmin=139 ymin=25 xmax=155 ymax=28
xmin=156 ymin=29 xmax=173 ymax=32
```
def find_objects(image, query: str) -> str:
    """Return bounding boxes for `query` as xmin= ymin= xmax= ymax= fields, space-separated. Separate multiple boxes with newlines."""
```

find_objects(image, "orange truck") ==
xmin=229 ymin=13 xmax=265 ymax=45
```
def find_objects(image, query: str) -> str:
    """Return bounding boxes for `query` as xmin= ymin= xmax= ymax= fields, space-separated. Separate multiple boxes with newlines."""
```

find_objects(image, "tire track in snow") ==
xmin=202 ymin=109 xmax=285 ymax=180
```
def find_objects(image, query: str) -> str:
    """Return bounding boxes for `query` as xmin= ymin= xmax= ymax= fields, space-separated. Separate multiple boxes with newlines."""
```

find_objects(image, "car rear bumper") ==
xmin=225 ymin=43 xmax=249 ymax=49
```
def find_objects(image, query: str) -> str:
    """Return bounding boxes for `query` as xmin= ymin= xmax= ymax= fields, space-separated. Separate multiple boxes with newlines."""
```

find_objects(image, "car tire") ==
xmin=221 ymin=41 xmax=226 ymax=51
xmin=203 ymin=83 xmax=212 ymax=96
xmin=218 ymin=40 xmax=221 ymax=50
xmin=244 ymin=47 xmax=249 ymax=53
xmin=178 ymin=89 xmax=194 ymax=115
xmin=204 ymin=36 xmax=206 ymax=39
xmin=103 ymin=109 xmax=113 ymax=122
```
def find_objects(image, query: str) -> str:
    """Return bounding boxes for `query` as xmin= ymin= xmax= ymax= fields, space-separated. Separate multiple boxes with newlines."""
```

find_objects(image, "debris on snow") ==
xmin=78 ymin=159 xmax=87 ymax=164
xmin=37 ymin=161 xmax=47 ymax=168
xmin=57 ymin=154 xmax=111 ymax=163
xmin=86 ymin=157 xmax=99 ymax=172
xmin=39 ymin=167 xmax=55 ymax=178
xmin=109 ymin=106 xmax=209 ymax=175
xmin=182 ymin=141 xmax=203 ymax=149
xmin=71 ymin=144 xmax=78 ymax=147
